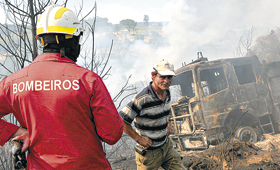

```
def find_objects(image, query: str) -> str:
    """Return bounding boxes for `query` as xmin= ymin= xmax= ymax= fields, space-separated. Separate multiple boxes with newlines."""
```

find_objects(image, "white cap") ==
xmin=153 ymin=60 xmax=176 ymax=76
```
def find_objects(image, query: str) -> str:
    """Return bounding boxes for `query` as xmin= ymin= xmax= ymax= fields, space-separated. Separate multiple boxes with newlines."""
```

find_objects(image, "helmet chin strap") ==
xmin=41 ymin=34 xmax=81 ymax=62
xmin=60 ymin=47 xmax=65 ymax=58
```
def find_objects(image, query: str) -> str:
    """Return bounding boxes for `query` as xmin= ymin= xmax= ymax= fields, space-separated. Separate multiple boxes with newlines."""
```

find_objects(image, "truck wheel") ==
xmin=235 ymin=126 xmax=257 ymax=143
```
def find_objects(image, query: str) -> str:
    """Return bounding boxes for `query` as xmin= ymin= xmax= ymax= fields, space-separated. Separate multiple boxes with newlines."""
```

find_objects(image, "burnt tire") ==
xmin=235 ymin=126 xmax=258 ymax=143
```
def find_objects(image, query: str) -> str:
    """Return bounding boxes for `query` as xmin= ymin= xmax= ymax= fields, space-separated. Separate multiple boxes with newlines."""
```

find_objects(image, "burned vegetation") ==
xmin=112 ymin=135 xmax=280 ymax=170
xmin=181 ymin=137 xmax=280 ymax=170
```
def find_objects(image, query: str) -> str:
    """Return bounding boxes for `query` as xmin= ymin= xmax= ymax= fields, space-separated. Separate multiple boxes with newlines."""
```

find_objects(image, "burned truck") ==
xmin=169 ymin=52 xmax=280 ymax=151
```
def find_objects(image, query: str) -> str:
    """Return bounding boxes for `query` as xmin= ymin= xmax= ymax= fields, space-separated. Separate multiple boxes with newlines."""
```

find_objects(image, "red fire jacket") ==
xmin=0 ymin=53 xmax=124 ymax=169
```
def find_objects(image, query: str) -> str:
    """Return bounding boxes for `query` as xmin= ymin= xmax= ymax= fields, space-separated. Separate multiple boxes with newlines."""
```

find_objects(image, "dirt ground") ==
xmin=111 ymin=134 xmax=280 ymax=170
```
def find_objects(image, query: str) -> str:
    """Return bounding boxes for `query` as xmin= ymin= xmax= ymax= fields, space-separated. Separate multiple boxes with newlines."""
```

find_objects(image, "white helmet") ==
xmin=36 ymin=4 xmax=83 ymax=40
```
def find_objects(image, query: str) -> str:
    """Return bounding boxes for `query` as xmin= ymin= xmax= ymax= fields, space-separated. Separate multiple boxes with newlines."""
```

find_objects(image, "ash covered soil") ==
xmin=111 ymin=134 xmax=280 ymax=170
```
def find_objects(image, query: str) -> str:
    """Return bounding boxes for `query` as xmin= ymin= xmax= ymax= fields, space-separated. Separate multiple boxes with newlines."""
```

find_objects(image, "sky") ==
xmin=0 ymin=0 xmax=170 ymax=24
xmin=1 ymin=0 xmax=280 ymax=103
xmin=65 ymin=0 xmax=171 ymax=24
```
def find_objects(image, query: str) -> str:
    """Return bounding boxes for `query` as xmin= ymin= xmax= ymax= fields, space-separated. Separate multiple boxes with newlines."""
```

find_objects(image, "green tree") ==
xmin=113 ymin=24 xmax=121 ymax=34
xmin=96 ymin=17 xmax=112 ymax=27
xmin=143 ymin=15 xmax=149 ymax=26
xmin=119 ymin=19 xmax=137 ymax=34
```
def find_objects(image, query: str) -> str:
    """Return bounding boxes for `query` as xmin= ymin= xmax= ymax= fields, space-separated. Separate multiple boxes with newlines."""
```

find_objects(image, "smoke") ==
xmin=77 ymin=0 xmax=280 ymax=106
xmin=164 ymin=0 xmax=280 ymax=62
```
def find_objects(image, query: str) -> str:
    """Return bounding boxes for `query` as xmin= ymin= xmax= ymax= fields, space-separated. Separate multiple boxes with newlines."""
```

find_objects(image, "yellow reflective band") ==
xmin=37 ymin=27 xmax=43 ymax=34
xmin=40 ymin=37 xmax=44 ymax=45
xmin=55 ymin=35 xmax=59 ymax=44
xmin=48 ymin=26 xmax=76 ymax=34
xmin=37 ymin=26 xmax=75 ymax=35
xmin=55 ymin=8 xmax=70 ymax=19
xmin=65 ymin=34 xmax=73 ymax=39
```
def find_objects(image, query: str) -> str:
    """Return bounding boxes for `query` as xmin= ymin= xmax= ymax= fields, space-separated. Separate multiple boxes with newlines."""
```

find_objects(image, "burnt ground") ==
xmin=111 ymin=134 xmax=280 ymax=170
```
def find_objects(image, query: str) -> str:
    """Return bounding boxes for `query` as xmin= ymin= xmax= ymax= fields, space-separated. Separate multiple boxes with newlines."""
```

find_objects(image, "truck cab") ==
xmin=169 ymin=52 xmax=280 ymax=150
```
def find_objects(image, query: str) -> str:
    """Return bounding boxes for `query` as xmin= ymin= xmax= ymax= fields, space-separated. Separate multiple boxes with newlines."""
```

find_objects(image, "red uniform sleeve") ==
xmin=90 ymin=76 xmax=123 ymax=145
xmin=0 ymin=77 xmax=20 ymax=146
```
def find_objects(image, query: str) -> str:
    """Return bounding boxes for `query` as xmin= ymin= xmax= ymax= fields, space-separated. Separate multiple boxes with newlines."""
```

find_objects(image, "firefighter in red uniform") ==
xmin=0 ymin=4 xmax=123 ymax=169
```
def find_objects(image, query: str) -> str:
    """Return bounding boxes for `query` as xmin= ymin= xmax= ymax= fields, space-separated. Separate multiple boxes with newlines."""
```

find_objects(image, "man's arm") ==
xmin=90 ymin=76 xmax=124 ymax=145
xmin=0 ymin=120 xmax=20 ymax=146
xmin=123 ymin=122 xmax=152 ymax=148
xmin=167 ymin=117 xmax=173 ymax=137
xmin=0 ymin=77 xmax=21 ymax=146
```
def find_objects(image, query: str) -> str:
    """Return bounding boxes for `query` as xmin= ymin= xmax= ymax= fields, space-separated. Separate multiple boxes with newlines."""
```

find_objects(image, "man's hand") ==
xmin=123 ymin=122 xmax=152 ymax=148
xmin=12 ymin=127 xmax=29 ymax=152
xmin=137 ymin=135 xmax=152 ymax=148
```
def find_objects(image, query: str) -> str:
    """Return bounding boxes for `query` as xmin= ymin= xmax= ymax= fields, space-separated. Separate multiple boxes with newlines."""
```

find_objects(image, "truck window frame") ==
xmin=233 ymin=64 xmax=256 ymax=85
xmin=197 ymin=66 xmax=228 ymax=97
xmin=170 ymin=70 xmax=196 ymax=101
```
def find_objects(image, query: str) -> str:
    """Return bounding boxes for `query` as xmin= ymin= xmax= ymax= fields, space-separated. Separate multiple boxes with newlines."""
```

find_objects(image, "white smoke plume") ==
xmin=75 ymin=0 xmax=280 ymax=105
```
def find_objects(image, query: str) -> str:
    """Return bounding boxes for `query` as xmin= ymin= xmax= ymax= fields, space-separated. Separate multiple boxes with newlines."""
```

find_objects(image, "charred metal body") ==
xmin=170 ymin=53 xmax=280 ymax=151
